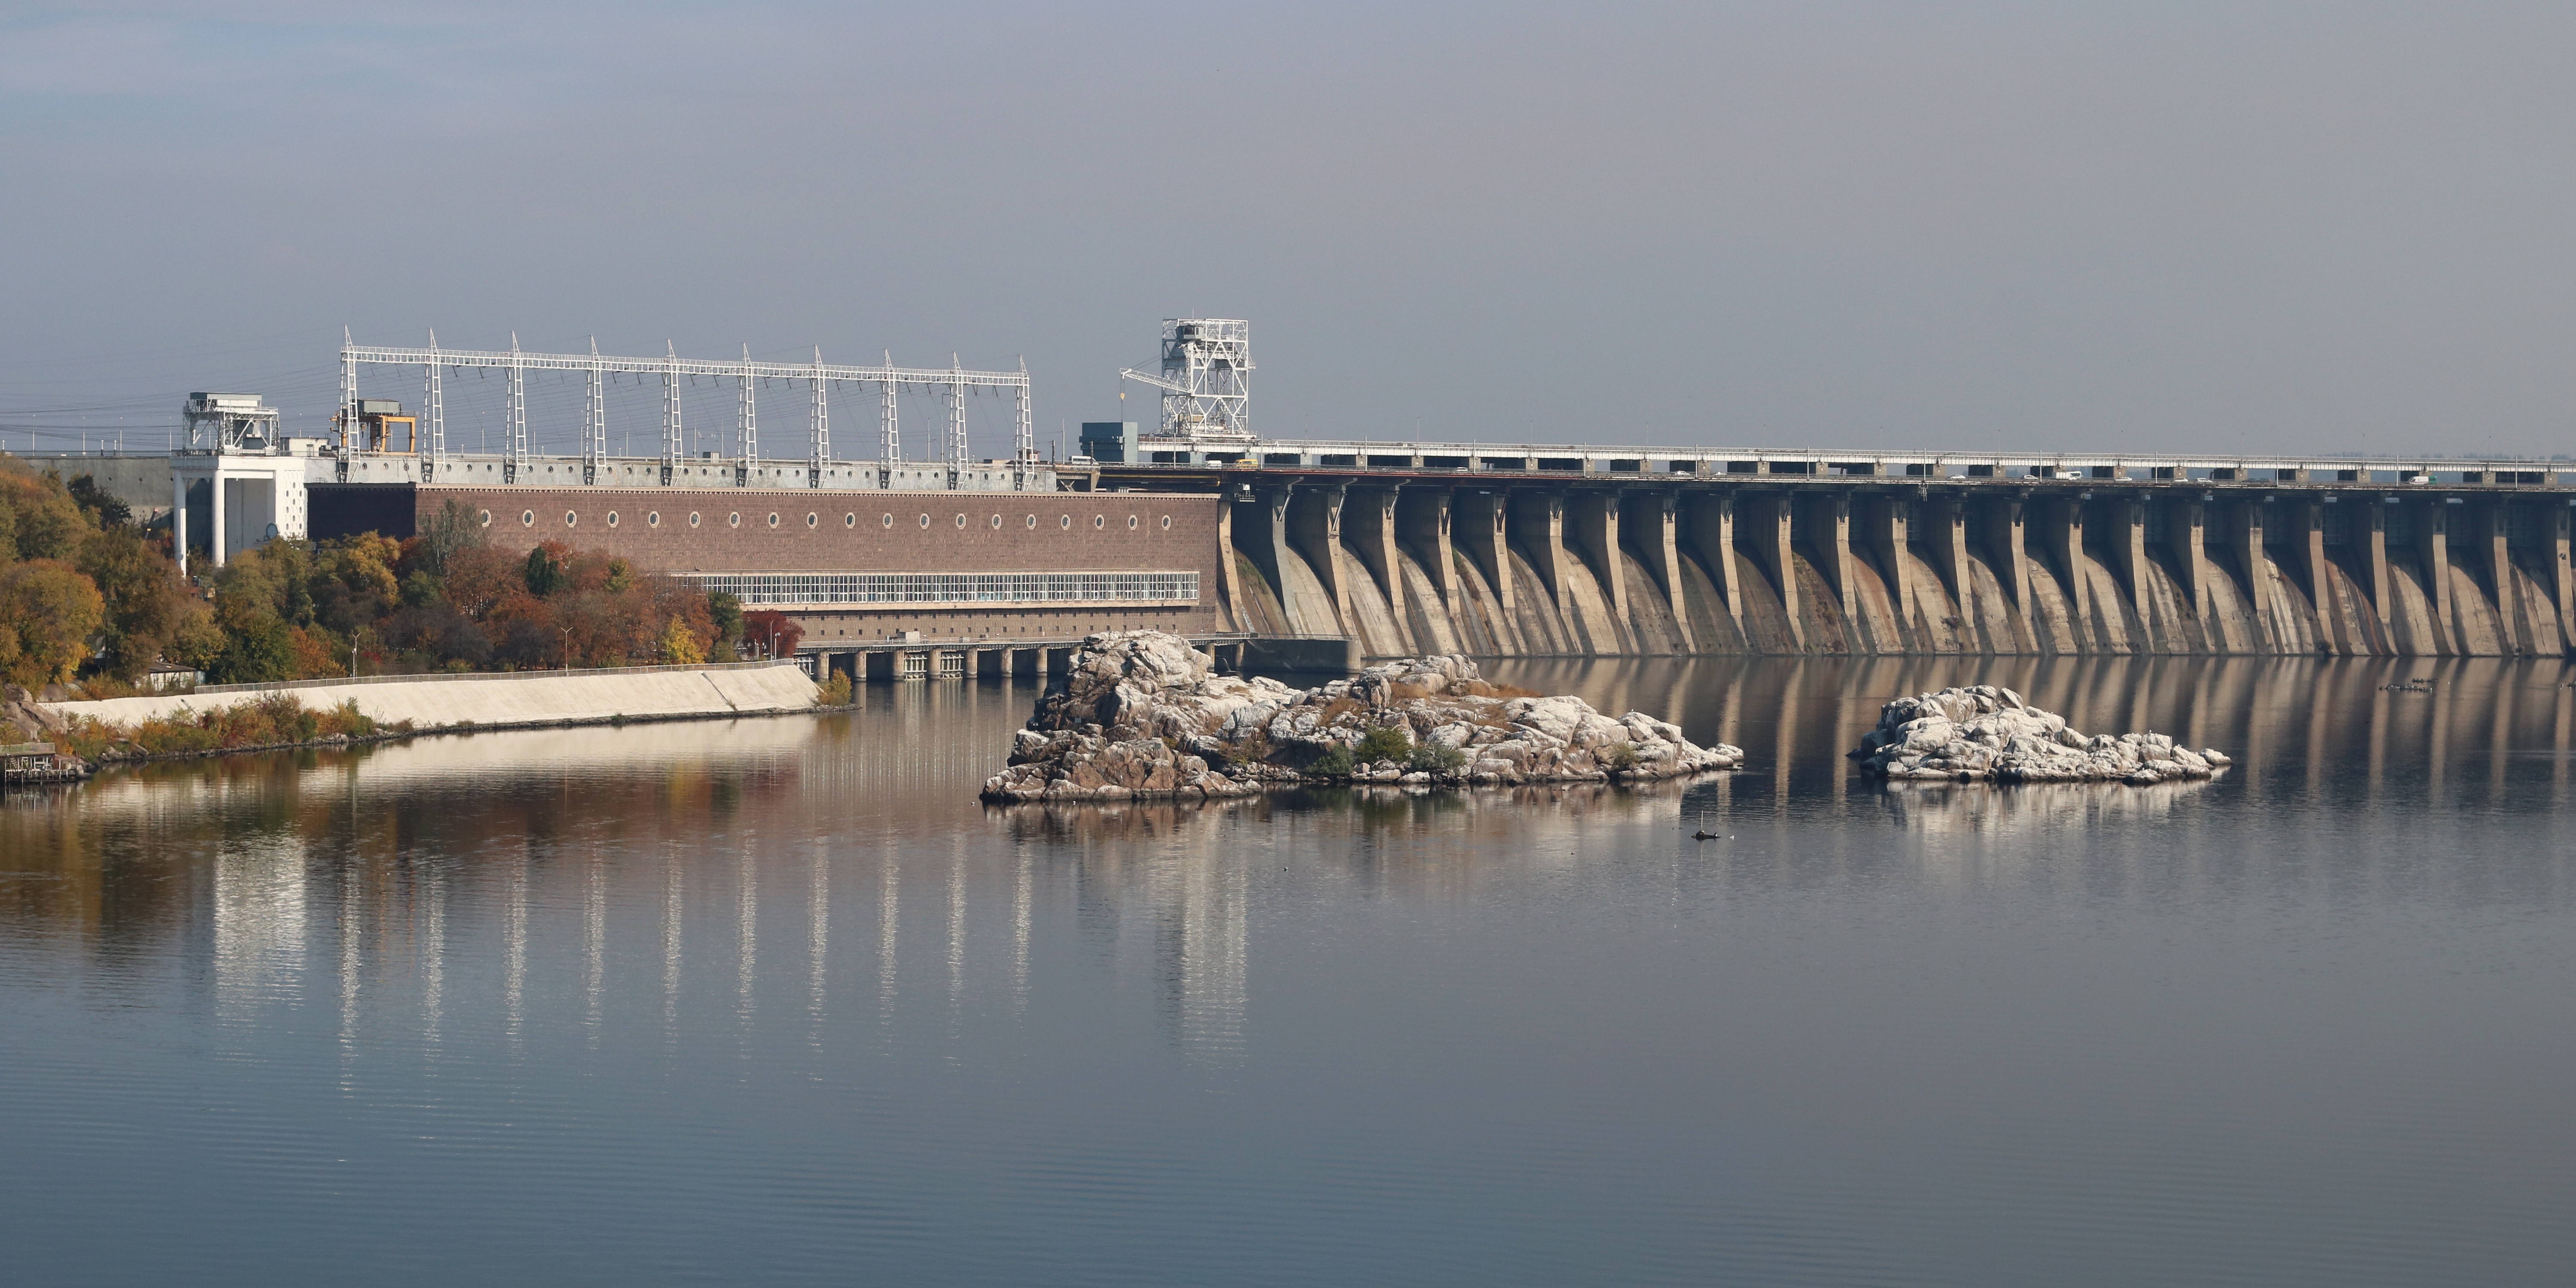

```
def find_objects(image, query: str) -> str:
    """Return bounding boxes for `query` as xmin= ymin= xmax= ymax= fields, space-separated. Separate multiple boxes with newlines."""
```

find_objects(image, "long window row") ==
xmin=679 ymin=570 xmax=1201 ymax=608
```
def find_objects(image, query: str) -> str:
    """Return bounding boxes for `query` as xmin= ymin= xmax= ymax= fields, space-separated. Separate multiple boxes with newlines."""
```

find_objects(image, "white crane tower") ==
xmin=1120 ymin=319 xmax=1254 ymax=445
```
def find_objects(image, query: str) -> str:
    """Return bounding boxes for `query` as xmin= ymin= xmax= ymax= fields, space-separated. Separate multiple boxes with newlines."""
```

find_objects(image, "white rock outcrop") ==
xmin=1851 ymin=685 xmax=2233 ymax=785
xmin=982 ymin=631 xmax=1742 ymax=802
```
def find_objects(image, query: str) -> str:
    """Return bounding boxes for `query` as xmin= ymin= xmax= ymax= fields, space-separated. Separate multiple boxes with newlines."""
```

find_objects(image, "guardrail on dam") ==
xmin=1083 ymin=443 xmax=2576 ymax=659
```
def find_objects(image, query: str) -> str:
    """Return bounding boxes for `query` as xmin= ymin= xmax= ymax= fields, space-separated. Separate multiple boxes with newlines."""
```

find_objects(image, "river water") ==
xmin=3 ymin=657 xmax=2572 ymax=1285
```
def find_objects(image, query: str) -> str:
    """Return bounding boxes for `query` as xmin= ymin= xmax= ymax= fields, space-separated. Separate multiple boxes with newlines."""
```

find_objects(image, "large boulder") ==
xmin=982 ymin=631 xmax=1742 ymax=802
xmin=1850 ymin=685 xmax=2233 ymax=784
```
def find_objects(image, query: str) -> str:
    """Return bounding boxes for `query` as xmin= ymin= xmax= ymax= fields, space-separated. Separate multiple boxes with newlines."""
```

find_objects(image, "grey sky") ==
xmin=4 ymin=1 xmax=2573 ymax=459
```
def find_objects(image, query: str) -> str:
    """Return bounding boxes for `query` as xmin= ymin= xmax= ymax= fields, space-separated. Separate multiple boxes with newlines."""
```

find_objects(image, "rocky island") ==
xmin=981 ymin=631 xmax=1742 ymax=802
xmin=1853 ymin=685 xmax=2233 ymax=785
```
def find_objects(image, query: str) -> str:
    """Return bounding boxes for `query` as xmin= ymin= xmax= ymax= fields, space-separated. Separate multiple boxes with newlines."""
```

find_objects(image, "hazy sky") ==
xmin=5 ymin=2 xmax=2574 ymax=459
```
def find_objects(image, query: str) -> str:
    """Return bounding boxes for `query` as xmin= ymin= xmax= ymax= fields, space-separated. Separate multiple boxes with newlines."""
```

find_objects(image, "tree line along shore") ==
xmin=2 ymin=451 xmax=841 ymax=761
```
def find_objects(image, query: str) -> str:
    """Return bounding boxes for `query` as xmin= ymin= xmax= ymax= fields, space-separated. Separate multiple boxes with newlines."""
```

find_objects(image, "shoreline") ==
xmin=17 ymin=662 xmax=830 ymax=781
xmin=75 ymin=702 xmax=864 ymax=771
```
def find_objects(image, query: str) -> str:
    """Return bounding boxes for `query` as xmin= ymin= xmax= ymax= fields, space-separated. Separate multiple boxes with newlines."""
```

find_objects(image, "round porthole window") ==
xmin=882 ymin=513 xmax=894 ymax=528
xmin=689 ymin=512 xmax=702 ymax=528
xmin=1127 ymin=515 xmax=1138 ymax=530
xmin=606 ymin=511 xmax=620 ymax=528
xmin=844 ymin=513 xmax=857 ymax=528
xmin=521 ymin=510 xmax=536 ymax=527
xmin=766 ymin=512 xmax=780 ymax=529
xmin=989 ymin=515 xmax=1002 ymax=530
xmin=954 ymin=513 xmax=968 ymax=529
xmin=1093 ymin=515 xmax=1105 ymax=529
xmin=1060 ymin=515 xmax=1072 ymax=529
xmin=1160 ymin=515 xmax=1172 ymax=531
xmin=1025 ymin=514 xmax=1037 ymax=529
xmin=918 ymin=513 xmax=931 ymax=529
xmin=647 ymin=511 xmax=661 ymax=527
xmin=565 ymin=510 xmax=579 ymax=527
xmin=728 ymin=512 xmax=742 ymax=528
xmin=805 ymin=513 xmax=818 ymax=529
xmin=477 ymin=509 xmax=492 ymax=527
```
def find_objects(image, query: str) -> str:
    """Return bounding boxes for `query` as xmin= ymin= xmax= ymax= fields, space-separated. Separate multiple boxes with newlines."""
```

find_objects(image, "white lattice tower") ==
xmin=1015 ymin=356 xmax=1033 ymax=462
xmin=339 ymin=327 xmax=360 ymax=450
xmin=810 ymin=347 xmax=829 ymax=477
xmin=737 ymin=343 xmax=758 ymax=464
xmin=946 ymin=353 xmax=968 ymax=480
xmin=662 ymin=341 xmax=684 ymax=465
xmin=880 ymin=350 xmax=899 ymax=468
xmin=1120 ymin=319 xmax=1252 ymax=442
xmin=425 ymin=328 xmax=445 ymax=462
xmin=505 ymin=332 xmax=528 ymax=468
xmin=584 ymin=337 xmax=606 ymax=469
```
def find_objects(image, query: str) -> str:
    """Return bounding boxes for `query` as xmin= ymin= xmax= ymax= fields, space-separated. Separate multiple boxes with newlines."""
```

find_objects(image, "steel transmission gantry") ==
xmin=339 ymin=335 xmax=1040 ymax=489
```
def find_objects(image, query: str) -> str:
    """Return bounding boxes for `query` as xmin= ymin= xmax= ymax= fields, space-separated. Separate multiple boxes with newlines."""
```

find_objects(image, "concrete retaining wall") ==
xmin=44 ymin=662 xmax=820 ymax=731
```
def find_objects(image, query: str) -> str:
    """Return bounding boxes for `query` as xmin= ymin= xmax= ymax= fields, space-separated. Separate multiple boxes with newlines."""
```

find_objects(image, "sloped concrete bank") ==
xmin=44 ymin=662 xmax=821 ymax=738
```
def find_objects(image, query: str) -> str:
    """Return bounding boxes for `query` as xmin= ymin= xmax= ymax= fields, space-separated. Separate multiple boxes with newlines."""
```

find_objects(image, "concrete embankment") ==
xmin=45 ymin=662 xmax=820 ymax=732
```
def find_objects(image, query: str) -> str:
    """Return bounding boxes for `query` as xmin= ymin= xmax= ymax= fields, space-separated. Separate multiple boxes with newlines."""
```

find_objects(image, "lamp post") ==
xmin=560 ymin=626 xmax=573 ymax=670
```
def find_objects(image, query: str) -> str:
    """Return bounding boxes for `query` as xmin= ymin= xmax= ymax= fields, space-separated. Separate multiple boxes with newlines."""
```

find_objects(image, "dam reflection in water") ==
xmin=2 ymin=656 xmax=2572 ymax=1285
xmin=4 ymin=656 xmax=2571 ymax=1057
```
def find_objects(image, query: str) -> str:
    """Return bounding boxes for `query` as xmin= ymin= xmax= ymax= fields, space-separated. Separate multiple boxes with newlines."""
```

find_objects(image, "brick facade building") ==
xmin=410 ymin=485 xmax=1231 ymax=646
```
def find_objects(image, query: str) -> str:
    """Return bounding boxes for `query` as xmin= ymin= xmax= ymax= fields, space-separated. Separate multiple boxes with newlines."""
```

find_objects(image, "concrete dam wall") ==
xmin=1214 ymin=486 xmax=2576 ymax=658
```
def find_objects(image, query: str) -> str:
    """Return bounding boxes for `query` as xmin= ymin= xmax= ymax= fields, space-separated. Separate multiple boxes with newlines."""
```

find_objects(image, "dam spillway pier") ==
xmin=1095 ymin=443 xmax=2576 ymax=659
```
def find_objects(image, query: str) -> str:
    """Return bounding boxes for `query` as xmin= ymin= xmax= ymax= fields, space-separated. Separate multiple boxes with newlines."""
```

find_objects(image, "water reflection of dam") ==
xmin=4 ymin=656 xmax=2570 ymax=1064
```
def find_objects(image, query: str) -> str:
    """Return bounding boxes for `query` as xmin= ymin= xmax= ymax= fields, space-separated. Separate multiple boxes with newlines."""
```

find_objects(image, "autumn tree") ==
xmin=741 ymin=610 xmax=803 ymax=659
xmin=77 ymin=526 xmax=199 ymax=681
xmin=65 ymin=475 xmax=131 ymax=529
xmin=708 ymin=591 xmax=744 ymax=656
xmin=0 ymin=559 xmax=106 ymax=688
xmin=0 ymin=460 xmax=89 ymax=565
xmin=659 ymin=615 xmax=706 ymax=665
xmin=415 ymin=497 xmax=485 ymax=575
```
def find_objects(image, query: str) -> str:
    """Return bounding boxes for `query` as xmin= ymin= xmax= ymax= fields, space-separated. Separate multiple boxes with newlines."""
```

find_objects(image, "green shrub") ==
xmin=817 ymin=672 xmax=854 ymax=705
xmin=1603 ymin=740 xmax=1640 ymax=771
xmin=1353 ymin=725 xmax=1412 ymax=764
xmin=1306 ymin=745 xmax=1355 ymax=778
xmin=1406 ymin=741 xmax=1468 ymax=775
xmin=64 ymin=693 xmax=380 ymax=759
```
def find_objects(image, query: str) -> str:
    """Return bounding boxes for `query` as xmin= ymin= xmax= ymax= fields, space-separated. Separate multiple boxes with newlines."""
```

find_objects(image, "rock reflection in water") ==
xmin=1489 ymin=653 xmax=2576 ymax=818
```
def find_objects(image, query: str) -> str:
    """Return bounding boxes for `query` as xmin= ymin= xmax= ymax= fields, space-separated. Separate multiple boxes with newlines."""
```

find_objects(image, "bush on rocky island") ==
xmin=1852 ymin=685 xmax=2234 ymax=786
xmin=982 ymin=630 xmax=1742 ymax=802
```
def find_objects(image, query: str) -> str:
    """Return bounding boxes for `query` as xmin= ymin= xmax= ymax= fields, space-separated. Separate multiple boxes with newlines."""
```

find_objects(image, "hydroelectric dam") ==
xmin=61 ymin=324 xmax=2576 ymax=675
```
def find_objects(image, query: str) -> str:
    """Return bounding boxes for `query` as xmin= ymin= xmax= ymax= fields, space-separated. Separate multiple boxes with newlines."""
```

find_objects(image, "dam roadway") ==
xmin=1079 ymin=440 xmax=2576 ymax=660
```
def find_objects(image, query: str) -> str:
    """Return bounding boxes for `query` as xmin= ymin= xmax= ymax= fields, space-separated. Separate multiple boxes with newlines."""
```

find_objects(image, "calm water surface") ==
xmin=4 ymin=656 xmax=2573 ymax=1285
